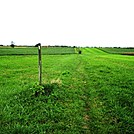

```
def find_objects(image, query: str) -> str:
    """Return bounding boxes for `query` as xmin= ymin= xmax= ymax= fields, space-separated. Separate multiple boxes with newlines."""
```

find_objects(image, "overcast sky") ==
xmin=0 ymin=0 xmax=134 ymax=47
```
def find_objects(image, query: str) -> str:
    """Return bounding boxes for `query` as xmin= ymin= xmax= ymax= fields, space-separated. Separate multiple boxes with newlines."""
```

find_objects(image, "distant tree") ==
xmin=10 ymin=41 xmax=15 ymax=48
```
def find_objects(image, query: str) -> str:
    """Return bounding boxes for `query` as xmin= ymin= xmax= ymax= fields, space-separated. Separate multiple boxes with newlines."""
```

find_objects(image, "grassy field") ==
xmin=0 ymin=47 xmax=134 ymax=133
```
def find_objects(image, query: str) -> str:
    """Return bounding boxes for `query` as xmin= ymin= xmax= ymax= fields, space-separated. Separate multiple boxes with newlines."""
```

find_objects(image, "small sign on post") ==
xmin=37 ymin=43 xmax=42 ymax=85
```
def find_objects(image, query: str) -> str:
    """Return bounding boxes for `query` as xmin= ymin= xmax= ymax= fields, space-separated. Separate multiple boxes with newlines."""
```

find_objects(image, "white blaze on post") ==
xmin=38 ymin=43 xmax=42 ymax=85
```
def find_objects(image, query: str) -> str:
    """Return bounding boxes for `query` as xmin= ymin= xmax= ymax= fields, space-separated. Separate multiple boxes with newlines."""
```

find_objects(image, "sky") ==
xmin=0 ymin=0 xmax=134 ymax=47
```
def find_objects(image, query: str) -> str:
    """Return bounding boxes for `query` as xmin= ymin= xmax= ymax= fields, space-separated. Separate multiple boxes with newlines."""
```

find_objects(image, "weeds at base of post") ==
xmin=31 ymin=83 xmax=59 ymax=97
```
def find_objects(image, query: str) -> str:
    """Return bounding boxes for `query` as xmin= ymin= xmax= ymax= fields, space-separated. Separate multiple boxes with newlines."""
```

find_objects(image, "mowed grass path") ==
xmin=0 ymin=48 xmax=134 ymax=133
xmin=82 ymin=48 xmax=134 ymax=133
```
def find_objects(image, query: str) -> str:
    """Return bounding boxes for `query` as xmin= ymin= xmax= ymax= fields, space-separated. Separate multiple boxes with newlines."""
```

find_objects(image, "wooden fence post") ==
xmin=37 ymin=43 xmax=42 ymax=85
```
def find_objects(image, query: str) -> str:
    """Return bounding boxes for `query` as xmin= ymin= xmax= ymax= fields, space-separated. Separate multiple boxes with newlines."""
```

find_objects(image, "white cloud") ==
xmin=0 ymin=0 xmax=134 ymax=47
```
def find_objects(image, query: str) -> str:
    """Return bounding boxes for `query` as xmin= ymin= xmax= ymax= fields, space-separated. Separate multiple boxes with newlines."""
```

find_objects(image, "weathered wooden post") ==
xmin=37 ymin=43 xmax=42 ymax=85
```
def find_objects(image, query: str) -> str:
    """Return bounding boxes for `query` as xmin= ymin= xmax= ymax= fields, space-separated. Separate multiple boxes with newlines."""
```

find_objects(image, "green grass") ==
xmin=0 ymin=48 xmax=134 ymax=133
xmin=0 ymin=47 xmax=75 ymax=55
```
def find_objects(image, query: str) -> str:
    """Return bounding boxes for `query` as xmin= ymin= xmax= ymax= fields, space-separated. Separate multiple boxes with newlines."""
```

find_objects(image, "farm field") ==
xmin=99 ymin=47 xmax=134 ymax=55
xmin=0 ymin=47 xmax=134 ymax=133
xmin=0 ymin=47 xmax=75 ymax=55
